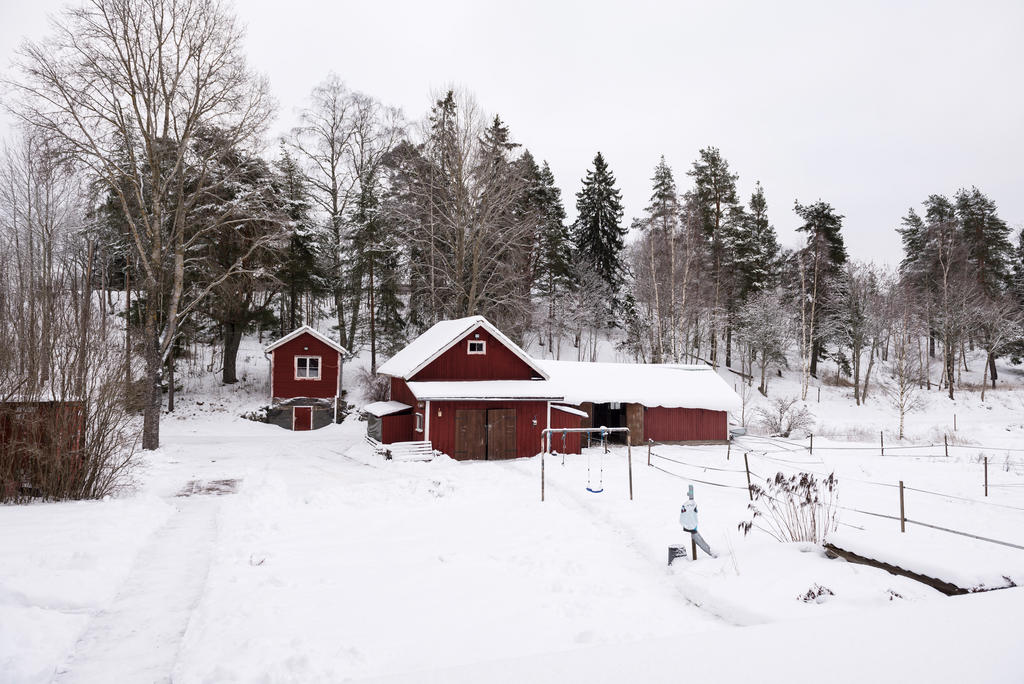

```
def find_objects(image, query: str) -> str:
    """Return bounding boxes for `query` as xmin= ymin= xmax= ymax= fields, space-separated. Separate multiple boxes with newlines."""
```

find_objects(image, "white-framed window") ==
xmin=467 ymin=339 xmax=486 ymax=355
xmin=295 ymin=356 xmax=321 ymax=380
xmin=415 ymin=412 xmax=424 ymax=432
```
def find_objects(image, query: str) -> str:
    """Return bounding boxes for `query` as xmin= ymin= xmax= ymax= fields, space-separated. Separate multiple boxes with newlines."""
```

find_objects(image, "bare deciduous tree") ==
xmin=8 ymin=0 xmax=273 ymax=448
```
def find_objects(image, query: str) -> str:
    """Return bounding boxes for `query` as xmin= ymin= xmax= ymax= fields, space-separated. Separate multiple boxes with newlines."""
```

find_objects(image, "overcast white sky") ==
xmin=2 ymin=0 xmax=1022 ymax=263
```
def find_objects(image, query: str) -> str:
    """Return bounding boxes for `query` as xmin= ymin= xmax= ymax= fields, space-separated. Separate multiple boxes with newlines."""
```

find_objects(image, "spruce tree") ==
xmin=276 ymin=146 xmax=327 ymax=332
xmin=530 ymin=159 xmax=574 ymax=355
xmin=731 ymin=181 xmax=780 ymax=300
xmin=572 ymin=152 xmax=626 ymax=304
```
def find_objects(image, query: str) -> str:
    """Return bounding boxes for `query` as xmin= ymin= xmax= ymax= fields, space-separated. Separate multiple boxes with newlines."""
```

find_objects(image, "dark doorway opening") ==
xmin=590 ymin=403 xmax=628 ymax=443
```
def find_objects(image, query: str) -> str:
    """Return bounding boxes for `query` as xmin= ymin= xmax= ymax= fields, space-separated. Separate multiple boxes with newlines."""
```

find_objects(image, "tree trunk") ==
xmin=167 ymin=348 xmax=176 ymax=412
xmin=988 ymin=352 xmax=998 ymax=385
xmin=725 ymin=322 xmax=732 ymax=367
xmin=141 ymin=282 xmax=162 ymax=450
xmin=222 ymin=321 xmax=244 ymax=384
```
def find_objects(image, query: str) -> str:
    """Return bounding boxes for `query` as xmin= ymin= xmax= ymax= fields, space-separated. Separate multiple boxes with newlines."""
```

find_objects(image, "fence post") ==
xmin=944 ymin=434 xmax=948 ymax=458
xmin=541 ymin=451 xmax=545 ymax=502
xmin=647 ymin=439 xmax=652 ymax=466
xmin=744 ymin=452 xmax=753 ymax=501
xmin=810 ymin=433 xmax=814 ymax=455
xmin=727 ymin=441 xmax=731 ymax=460
xmin=899 ymin=480 xmax=905 ymax=533
xmin=817 ymin=386 xmax=821 ymax=403
xmin=880 ymin=431 xmax=885 ymax=457
xmin=691 ymin=534 xmax=698 ymax=561
xmin=984 ymin=456 xmax=988 ymax=497
xmin=628 ymin=441 xmax=633 ymax=501
xmin=954 ymin=413 xmax=957 ymax=431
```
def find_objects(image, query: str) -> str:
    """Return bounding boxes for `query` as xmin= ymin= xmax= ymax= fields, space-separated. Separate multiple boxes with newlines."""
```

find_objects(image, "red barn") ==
xmin=366 ymin=316 xmax=739 ymax=460
xmin=265 ymin=326 xmax=348 ymax=430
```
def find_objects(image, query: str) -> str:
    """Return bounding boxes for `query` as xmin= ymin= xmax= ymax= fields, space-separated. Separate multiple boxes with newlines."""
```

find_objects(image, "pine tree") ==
xmin=794 ymin=200 xmax=847 ymax=378
xmin=955 ymin=186 xmax=1013 ymax=295
xmin=572 ymin=152 xmax=626 ymax=307
xmin=685 ymin=147 xmax=740 ymax=366
xmin=639 ymin=156 xmax=680 ymax=361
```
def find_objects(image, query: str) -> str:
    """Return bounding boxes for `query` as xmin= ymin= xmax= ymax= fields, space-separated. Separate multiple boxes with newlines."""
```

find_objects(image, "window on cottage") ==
xmin=296 ymin=356 xmax=321 ymax=380
xmin=467 ymin=340 xmax=486 ymax=355
xmin=415 ymin=413 xmax=424 ymax=432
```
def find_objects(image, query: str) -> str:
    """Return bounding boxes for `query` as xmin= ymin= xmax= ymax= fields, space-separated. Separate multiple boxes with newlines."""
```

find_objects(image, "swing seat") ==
xmin=586 ymin=486 xmax=604 ymax=494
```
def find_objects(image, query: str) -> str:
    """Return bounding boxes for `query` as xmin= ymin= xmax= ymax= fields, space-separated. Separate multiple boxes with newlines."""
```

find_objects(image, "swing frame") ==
xmin=539 ymin=427 xmax=633 ymax=503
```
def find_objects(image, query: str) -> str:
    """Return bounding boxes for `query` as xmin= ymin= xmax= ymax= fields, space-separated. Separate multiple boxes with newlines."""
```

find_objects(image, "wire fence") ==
xmin=645 ymin=444 xmax=1024 ymax=553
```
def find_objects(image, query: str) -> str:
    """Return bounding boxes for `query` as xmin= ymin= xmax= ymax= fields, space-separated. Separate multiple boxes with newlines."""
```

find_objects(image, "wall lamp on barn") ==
xmin=532 ymin=416 xmax=538 ymax=426
xmin=437 ymin=407 xmax=443 ymax=418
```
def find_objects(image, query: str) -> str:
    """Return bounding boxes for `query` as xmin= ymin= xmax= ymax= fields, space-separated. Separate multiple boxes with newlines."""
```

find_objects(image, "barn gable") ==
xmin=378 ymin=316 xmax=547 ymax=382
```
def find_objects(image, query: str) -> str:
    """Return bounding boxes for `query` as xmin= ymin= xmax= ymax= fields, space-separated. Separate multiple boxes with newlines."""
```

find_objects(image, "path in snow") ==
xmin=51 ymin=495 xmax=221 ymax=684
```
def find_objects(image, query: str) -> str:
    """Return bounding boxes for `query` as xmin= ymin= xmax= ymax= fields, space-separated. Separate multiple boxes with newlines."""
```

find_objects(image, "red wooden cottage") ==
xmin=365 ymin=316 xmax=740 ymax=460
xmin=265 ymin=325 xmax=348 ymax=430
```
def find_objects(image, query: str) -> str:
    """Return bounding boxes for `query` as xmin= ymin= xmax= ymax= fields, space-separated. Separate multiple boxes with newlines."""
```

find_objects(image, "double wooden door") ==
xmin=454 ymin=408 xmax=516 ymax=460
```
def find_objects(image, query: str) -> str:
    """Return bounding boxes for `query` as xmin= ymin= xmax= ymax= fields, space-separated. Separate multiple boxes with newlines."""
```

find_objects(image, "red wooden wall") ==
xmin=410 ymin=327 xmax=540 ymax=381
xmin=382 ymin=414 xmax=415 ymax=443
xmin=428 ymin=400 xmax=548 ymax=459
xmin=271 ymin=332 xmax=341 ymax=400
xmin=549 ymin=408 xmax=582 ymax=454
xmin=644 ymin=407 xmax=728 ymax=441
xmin=390 ymin=377 xmax=418 ymax=406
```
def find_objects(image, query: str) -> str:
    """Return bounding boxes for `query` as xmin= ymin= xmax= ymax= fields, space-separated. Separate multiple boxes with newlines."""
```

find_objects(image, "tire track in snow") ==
xmin=51 ymin=496 xmax=220 ymax=684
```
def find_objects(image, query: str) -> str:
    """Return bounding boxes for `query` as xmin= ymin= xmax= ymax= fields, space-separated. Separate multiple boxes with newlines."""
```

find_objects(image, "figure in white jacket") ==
xmin=680 ymin=486 xmax=717 ymax=558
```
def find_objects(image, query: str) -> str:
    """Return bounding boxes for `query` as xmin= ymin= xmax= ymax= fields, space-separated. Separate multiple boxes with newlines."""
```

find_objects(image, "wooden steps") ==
xmin=366 ymin=436 xmax=435 ymax=462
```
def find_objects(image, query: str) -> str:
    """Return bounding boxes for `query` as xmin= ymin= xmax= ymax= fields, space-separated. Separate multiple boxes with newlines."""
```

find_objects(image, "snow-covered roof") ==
xmin=377 ymin=316 xmax=548 ymax=381
xmin=362 ymin=401 xmax=412 ymax=417
xmin=536 ymin=360 xmax=741 ymax=412
xmin=551 ymin=404 xmax=589 ymax=418
xmin=265 ymin=325 xmax=349 ymax=356
xmin=405 ymin=380 xmax=563 ymax=401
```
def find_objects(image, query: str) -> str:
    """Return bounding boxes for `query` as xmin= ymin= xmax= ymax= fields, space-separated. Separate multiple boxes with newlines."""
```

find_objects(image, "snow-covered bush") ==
xmin=739 ymin=471 xmax=838 ymax=544
xmin=358 ymin=366 xmax=390 ymax=403
xmin=754 ymin=396 xmax=814 ymax=437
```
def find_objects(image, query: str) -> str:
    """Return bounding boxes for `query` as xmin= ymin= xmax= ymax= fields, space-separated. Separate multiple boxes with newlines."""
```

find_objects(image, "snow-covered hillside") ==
xmin=2 ymin=336 xmax=1024 ymax=683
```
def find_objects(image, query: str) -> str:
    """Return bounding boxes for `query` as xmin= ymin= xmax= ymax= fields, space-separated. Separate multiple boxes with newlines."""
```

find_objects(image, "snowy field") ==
xmin=3 ymin=339 xmax=1024 ymax=682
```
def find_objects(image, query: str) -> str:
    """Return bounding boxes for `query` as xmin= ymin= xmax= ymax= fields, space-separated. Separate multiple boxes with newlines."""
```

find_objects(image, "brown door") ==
xmin=487 ymin=408 xmax=517 ymax=460
xmin=454 ymin=410 xmax=486 ymax=460
xmin=293 ymin=406 xmax=313 ymax=431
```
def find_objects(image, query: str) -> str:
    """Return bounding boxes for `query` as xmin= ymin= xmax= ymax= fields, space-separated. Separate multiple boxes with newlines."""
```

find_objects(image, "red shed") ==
xmin=368 ymin=316 xmax=740 ymax=460
xmin=265 ymin=326 xmax=348 ymax=431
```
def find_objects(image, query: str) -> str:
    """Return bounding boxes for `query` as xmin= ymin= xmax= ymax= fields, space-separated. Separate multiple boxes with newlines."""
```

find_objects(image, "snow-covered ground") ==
xmin=3 ymin=337 xmax=1024 ymax=682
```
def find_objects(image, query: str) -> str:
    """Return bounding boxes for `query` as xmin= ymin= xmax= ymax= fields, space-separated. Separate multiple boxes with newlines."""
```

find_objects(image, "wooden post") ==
xmin=880 ymin=431 xmax=884 ymax=457
xmin=817 ymin=386 xmax=821 ymax=403
xmin=647 ymin=440 xmax=652 ymax=466
xmin=899 ymin=480 xmax=905 ymax=533
xmin=628 ymin=441 xmax=634 ymax=501
xmin=727 ymin=442 xmax=731 ymax=460
xmin=954 ymin=413 xmax=957 ymax=431
xmin=944 ymin=434 xmax=949 ymax=458
xmin=691 ymin=534 xmax=698 ymax=561
xmin=984 ymin=456 xmax=988 ymax=497
xmin=810 ymin=434 xmax=814 ymax=455
xmin=744 ymin=452 xmax=753 ymax=501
